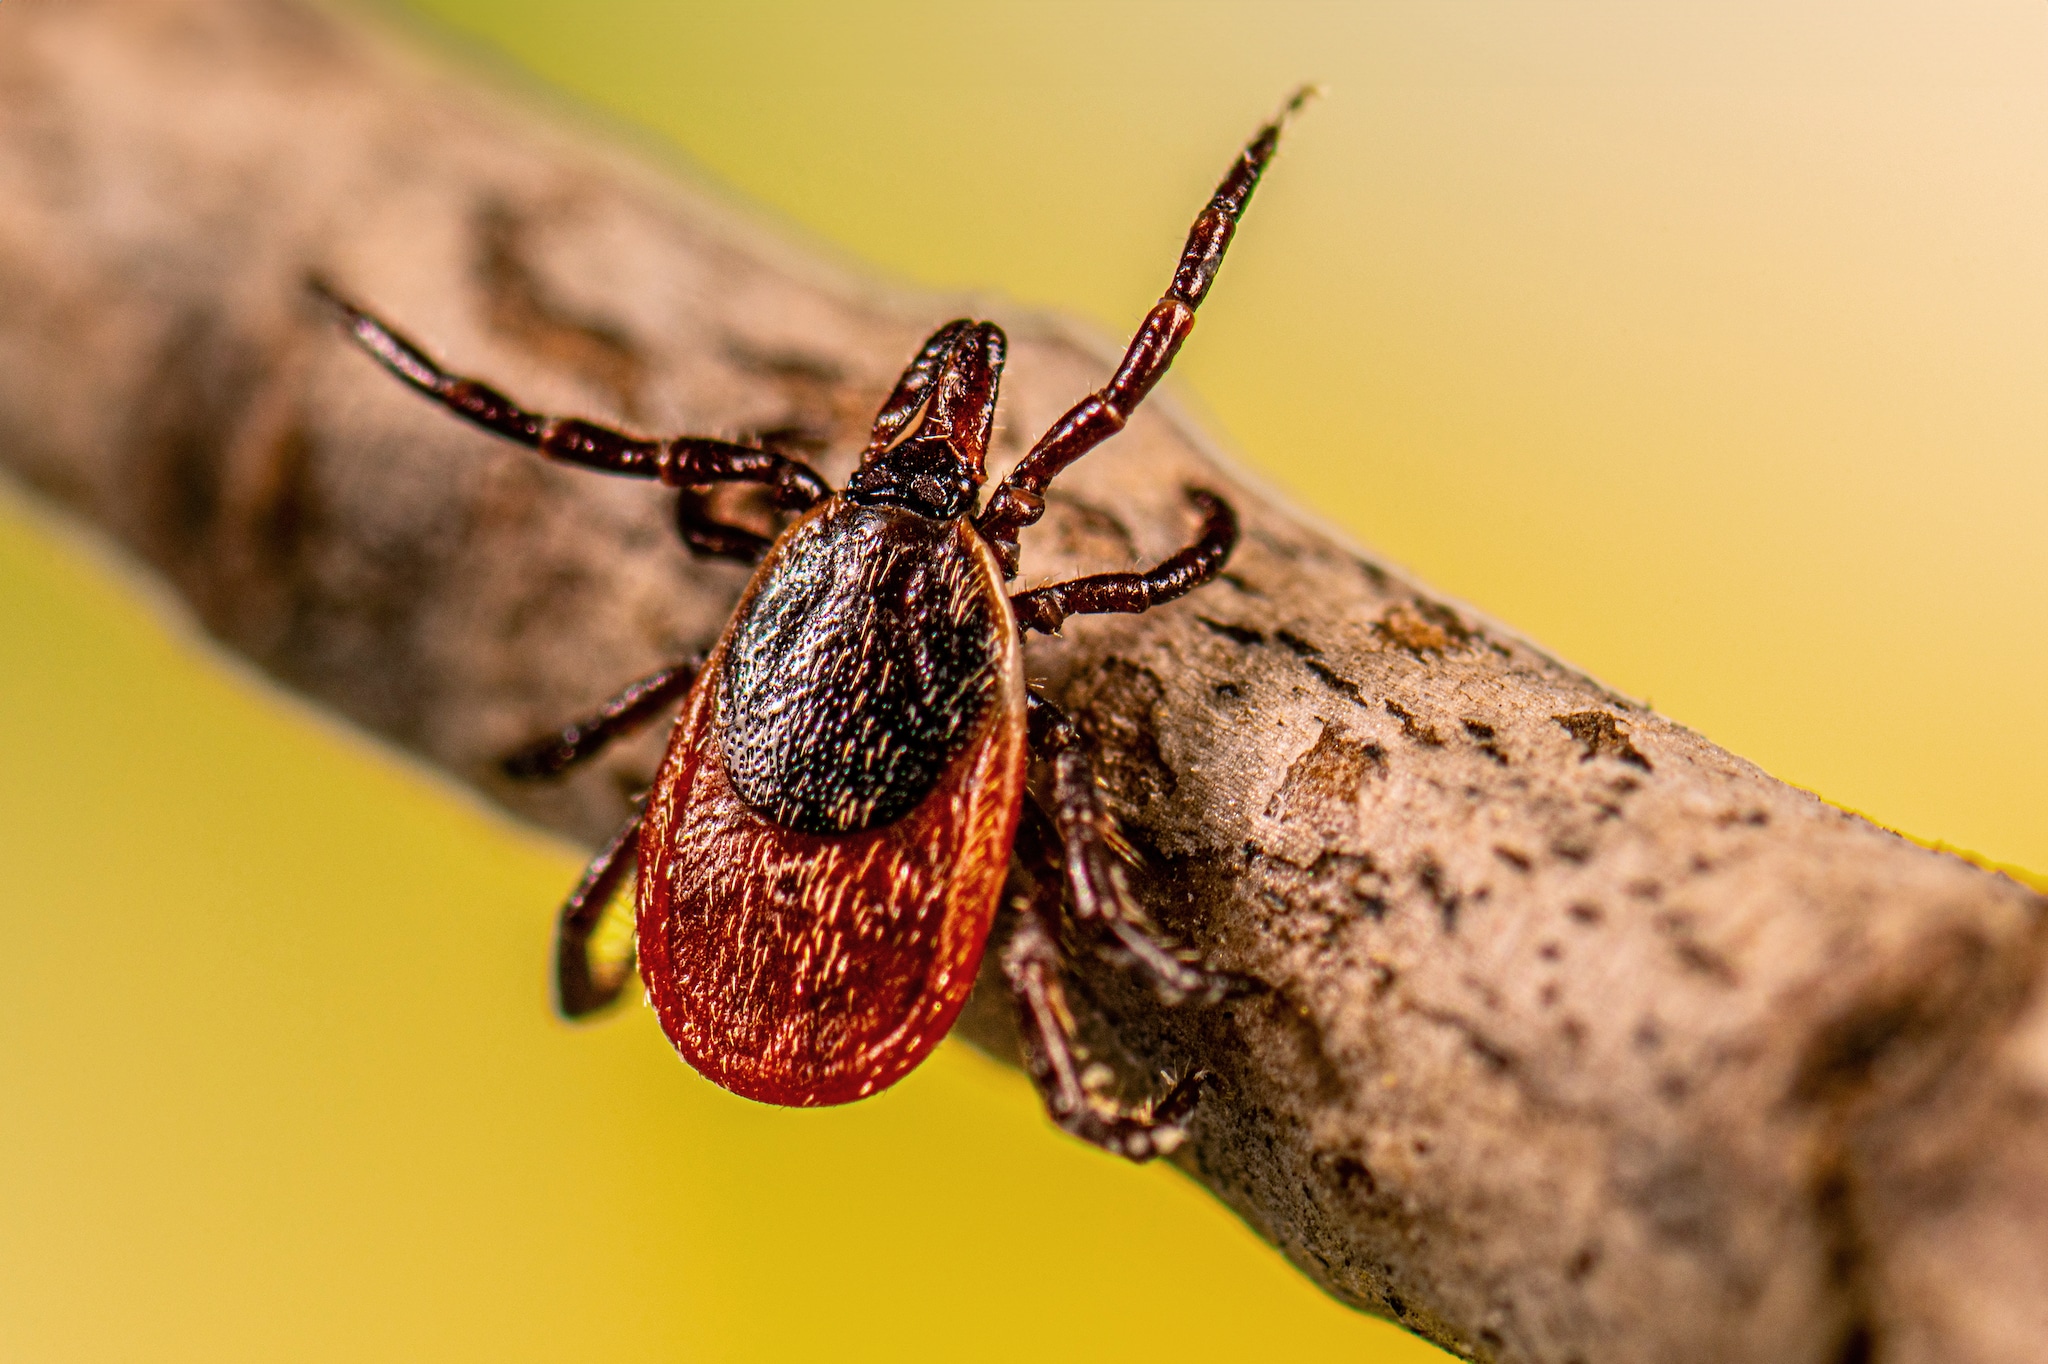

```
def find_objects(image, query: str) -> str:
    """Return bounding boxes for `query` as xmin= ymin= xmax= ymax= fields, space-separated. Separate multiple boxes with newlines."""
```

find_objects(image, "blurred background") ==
xmin=2 ymin=2 xmax=2041 ymax=1360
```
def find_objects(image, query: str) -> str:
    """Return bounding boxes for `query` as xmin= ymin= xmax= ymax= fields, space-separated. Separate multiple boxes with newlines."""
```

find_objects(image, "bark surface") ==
xmin=2 ymin=2 xmax=2043 ymax=1360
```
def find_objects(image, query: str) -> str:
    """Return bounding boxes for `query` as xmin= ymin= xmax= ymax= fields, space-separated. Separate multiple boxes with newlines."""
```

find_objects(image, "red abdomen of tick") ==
xmin=635 ymin=497 xmax=1027 ymax=1106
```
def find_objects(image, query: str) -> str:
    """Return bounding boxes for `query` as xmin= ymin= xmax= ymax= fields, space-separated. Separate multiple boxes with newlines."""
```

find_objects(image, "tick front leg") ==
xmin=555 ymin=811 xmax=642 ymax=1019
xmin=1025 ymin=693 xmax=1251 ymax=1005
xmin=976 ymin=89 xmax=1311 ymax=574
xmin=313 ymin=280 xmax=829 ymax=512
xmin=502 ymin=656 xmax=702 ymax=780
xmin=1002 ymin=830 xmax=1210 ymax=1162
xmin=1010 ymin=489 xmax=1236 ymax=637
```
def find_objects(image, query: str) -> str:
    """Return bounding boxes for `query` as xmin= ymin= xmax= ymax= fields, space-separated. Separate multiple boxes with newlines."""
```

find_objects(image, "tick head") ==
xmin=846 ymin=319 xmax=1006 ymax=520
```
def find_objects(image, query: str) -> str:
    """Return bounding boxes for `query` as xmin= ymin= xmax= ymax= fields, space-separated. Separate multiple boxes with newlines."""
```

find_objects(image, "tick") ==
xmin=319 ymin=92 xmax=1308 ymax=1160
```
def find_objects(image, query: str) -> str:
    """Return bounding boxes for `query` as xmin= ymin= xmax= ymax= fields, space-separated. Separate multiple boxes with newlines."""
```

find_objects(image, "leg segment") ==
xmin=555 ymin=811 xmax=642 ymax=1019
xmin=502 ymin=656 xmax=702 ymax=780
xmin=976 ymin=89 xmax=1312 ymax=575
xmin=673 ymin=488 xmax=771 ymax=564
xmin=1002 ymin=816 xmax=1210 ymax=1162
xmin=1010 ymin=489 xmax=1237 ymax=636
xmin=1026 ymin=693 xmax=1251 ymax=1005
xmin=314 ymin=280 xmax=829 ymax=507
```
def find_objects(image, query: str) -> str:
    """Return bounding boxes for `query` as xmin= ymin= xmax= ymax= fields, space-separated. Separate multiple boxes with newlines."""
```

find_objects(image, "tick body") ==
xmin=321 ymin=91 xmax=1309 ymax=1159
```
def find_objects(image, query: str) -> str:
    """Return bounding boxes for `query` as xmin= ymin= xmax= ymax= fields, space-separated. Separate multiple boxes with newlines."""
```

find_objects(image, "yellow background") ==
xmin=3 ymin=3 xmax=2042 ymax=1360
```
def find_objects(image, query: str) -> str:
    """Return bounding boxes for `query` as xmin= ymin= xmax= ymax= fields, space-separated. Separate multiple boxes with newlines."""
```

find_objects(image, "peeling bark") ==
xmin=2 ymin=2 xmax=2044 ymax=1360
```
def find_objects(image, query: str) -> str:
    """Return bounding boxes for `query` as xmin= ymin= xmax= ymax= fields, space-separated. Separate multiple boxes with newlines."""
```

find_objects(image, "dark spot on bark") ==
xmin=1634 ymin=1017 xmax=1664 ymax=1051
xmin=1463 ymin=719 xmax=1508 ymax=764
xmin=1384 ymin=699 xmax=1444 ymax=746
xmin=1552 ymin=839 xmax=1592 ymax=865
xmin=1560 ymin=1017 xmax=1586 ymax=1047
xmin=473 ymin=198 xmax=647 ymax=417
xmin=1804 ymin=1135 xmax=1884 ymax=1364
xmin=1368 ymin=958 xmax=1397 ymax=994
xmin=254 ymin=422 xmax=317 ymax=571
xmin=1627 ymin=878 xmax=1662 ymax=900
xmin=1196 ymin=615 xmax=1264 ymax=646
xmin=1617 ymin=1152 xmax=1728 ymax=1249
xmin=1418 ymin=856 xmax=1461 ymax=932
xmin=1789 ymin=928 xmax=1994 ymax=1107
xmin=134 ymin=307 xmax=265 ymax=565
xmin=1833 ymin=1321 xmax=1875 ymax=1364
xmin=1212 ymin=681 xmax=1242 ymax=700
xmin=1274 ymin=628 xmax=1322 ymax=657
xmin=1566 ymin=1245 xmax=1600 ymax=1282
xmin=1554 ymin=710 xmax=1653 ymax=771
xmin=1355 ymin=558 xmax=1390 ymax=592
xmin=1653 ymin=910 xmax=1741 ymax=985
xmin=1493 ymin=845 xmax=1533 ymax=872
xmin=1382 ymin=1290 xmax=1408 ymax=1320
xmin=1538 ymin=941 xmax=1562 ymax=962
xmin=1479 ymin=1328 xmax=1505 ymax=1351
xmin=1538 ymin=981 xmax=1559 ymax=1007
xmin=1811 ymin=1151 xmax=1863 ymax=1284
xmin=1658 ymin=1072 xmax=1690 ymax=1103
xmin=1328 ymin=1153 xmax=1378 ymax=1195
xmin=1674 ymin=938 xmax=1740 ymax=986
xmin=1567 ymin=901 xmax=1604 ymax=926
xmin=1248 ymin=846 xmax=1392 ymax=949
xmin=1303 ymin=658 xmax=1366 ymax=705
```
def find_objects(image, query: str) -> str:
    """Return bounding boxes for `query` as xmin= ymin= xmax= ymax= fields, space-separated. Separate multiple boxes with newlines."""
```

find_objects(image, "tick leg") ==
xmin=976 ymin=89 xmax=1311 ymax=576
xmin=313 ymin=280 xmax=829 ymax=507
xmin=1010 ymin=489 xmax=1236 ymax=636
xmin=1026 ymin=693 xmax=1252 ymax=1005
xmin=1002 ymin=825 xmax=1210 ymax=1162
xmin=673 ymin=488 xmax=771 ymax=564
xmin=502 ymin=656 xmax=702 ymax=780
xmin=555 ymin=811 xmax=642 ymax=1019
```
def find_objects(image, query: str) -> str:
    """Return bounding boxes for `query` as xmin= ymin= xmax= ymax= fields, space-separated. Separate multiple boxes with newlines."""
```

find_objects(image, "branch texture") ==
xmin=2 ymin=2 xmax=2043 ymax=1361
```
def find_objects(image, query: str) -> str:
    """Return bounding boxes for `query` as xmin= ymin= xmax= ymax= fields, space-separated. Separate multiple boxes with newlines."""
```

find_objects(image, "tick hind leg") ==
xmin=502 ymin=656 xmax=702 ymax=780
xmin=314 ymin=281 xmax=827 ymax=563
xmin=1010 ymin=489 xmax=1236 ymax=637
xmin=1003 ymin=815 xmax=1210 ymax=1162
xmin=554 ymin=812 xmax=643 ymax=1019
xmin=1026 ymin=694 xmax=1253 ymax=1005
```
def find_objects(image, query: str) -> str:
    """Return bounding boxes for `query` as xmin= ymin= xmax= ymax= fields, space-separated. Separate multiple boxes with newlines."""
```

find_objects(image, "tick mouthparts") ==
xmin=918 ymin=321 xmax=1006 ymax=472
xmin=848 ymin=320 xmax=1008 ymax=517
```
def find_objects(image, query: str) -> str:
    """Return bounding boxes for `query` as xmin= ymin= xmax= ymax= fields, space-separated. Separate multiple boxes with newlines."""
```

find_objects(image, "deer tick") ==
xmin=319 ymin=91 xmax=1308 ymax=1160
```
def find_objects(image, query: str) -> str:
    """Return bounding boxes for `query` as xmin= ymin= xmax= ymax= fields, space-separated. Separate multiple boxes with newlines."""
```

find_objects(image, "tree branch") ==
xmin=2 ymin=2 xmax=2043 ymax=1360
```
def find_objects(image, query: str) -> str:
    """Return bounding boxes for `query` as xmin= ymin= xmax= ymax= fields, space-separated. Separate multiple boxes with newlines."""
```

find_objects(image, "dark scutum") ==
xmin=719 ymin=499 xmax=1003 ymax=834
